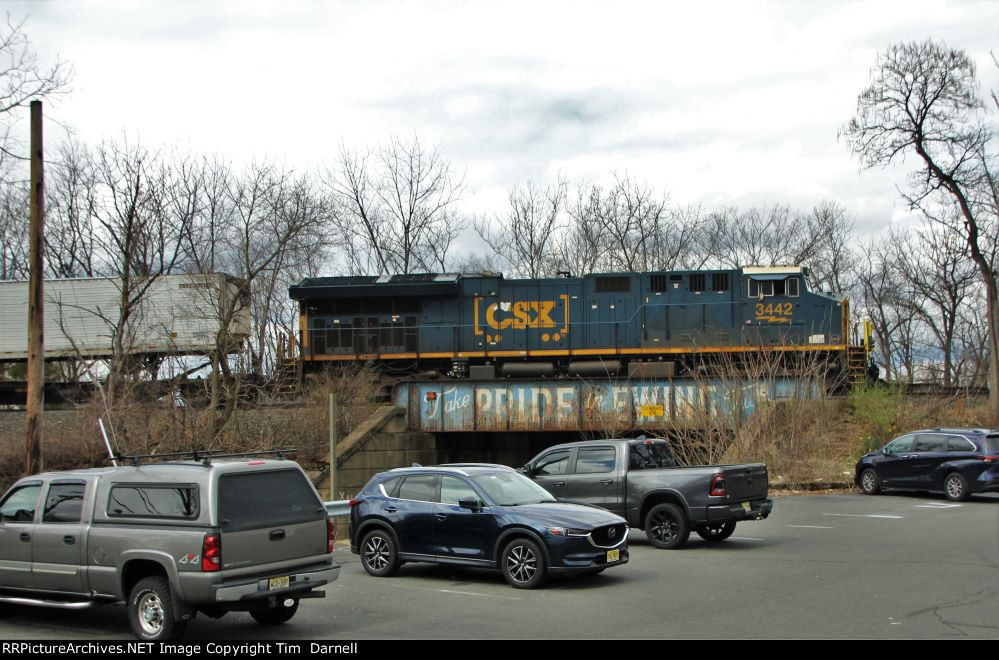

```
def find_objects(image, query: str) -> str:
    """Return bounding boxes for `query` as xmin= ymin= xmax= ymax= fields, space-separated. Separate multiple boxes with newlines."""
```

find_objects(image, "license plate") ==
xmin=269 ymin=576 xmax=290 ymax=590
xmin=742 ymin=502 xmax=752 ymax=512
xmin=606 ymin=549 xmax=620 ymax=562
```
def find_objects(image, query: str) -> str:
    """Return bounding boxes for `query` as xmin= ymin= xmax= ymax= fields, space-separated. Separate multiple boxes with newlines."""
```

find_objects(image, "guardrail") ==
xmin=325 ymin=500 xmax=351 ymax=517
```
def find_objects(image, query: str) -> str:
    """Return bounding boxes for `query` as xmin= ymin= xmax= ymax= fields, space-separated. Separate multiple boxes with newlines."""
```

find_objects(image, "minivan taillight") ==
xmin=349 ymin=498 xmax=361 ymax=508
xmin=202 ymin=533 xmax=221 ymax=572
xmin=710 ymin=474 xmax=727 ymax=497
xmin=327 ymin=518 xmax=336 ymax=553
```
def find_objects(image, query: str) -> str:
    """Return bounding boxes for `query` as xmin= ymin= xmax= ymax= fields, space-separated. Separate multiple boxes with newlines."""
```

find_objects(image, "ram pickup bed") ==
xmin=521 ymin=438 xmax=772 ymax=548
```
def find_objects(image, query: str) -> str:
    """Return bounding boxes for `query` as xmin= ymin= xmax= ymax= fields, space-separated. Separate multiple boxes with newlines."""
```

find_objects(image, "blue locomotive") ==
xmin=289 ymin=266 xmax=865 ymax=381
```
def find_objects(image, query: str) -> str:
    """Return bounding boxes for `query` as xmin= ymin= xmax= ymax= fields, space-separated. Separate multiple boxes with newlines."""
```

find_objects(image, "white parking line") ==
xmin=823 ymin=513 xmax=904 ymax=519
xmin=786 ymin=525 xmax=834 ymax=529
xmin=437 ymin=589 xmax=523 ymax=601
xmin=731 ymin=537 xmax=765 ymax=541
xmin=913 ymin=503 xmax=962 ymax=509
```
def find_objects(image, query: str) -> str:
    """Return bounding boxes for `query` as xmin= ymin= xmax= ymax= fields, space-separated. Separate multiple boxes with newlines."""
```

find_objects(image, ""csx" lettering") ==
xmin=485 ymin=301 xmax=558 ymax=329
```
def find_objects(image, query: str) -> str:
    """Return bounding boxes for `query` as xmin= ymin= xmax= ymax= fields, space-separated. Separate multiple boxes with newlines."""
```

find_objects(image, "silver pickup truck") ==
xmin=0 ymin=456 xmax=339 ymax=640
xmin=522 ymin=438 xmax=772 ymax=549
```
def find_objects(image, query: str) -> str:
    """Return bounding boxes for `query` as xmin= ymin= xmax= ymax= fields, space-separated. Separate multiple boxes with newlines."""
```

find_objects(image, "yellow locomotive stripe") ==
xmin=300 ymin=344 xmax=852 ymax=361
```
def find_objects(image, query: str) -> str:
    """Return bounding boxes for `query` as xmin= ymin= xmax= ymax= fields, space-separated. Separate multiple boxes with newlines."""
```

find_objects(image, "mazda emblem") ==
xmin=608 ymin=528 xmax=617 ymax=538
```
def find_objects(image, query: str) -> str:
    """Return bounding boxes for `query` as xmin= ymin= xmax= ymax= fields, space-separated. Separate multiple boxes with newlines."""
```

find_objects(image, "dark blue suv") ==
xmin=855 ymin=428 xmax=999 ymax=501
xmin=348 ymin=465 xmax=629 ymax=588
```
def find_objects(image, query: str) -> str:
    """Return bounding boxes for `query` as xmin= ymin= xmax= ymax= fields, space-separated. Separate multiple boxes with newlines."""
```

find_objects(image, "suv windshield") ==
xmin=470 ymin=472 xmax=557 ymax=506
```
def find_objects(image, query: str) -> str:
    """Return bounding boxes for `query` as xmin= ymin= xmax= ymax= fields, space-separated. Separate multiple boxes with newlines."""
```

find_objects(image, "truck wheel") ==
xmin=128 ymin=576 xmax=187 ymax=641
xmin=250 ymin=599 xmax=299 ymax=625
xmin=645 ymin=503 xmax=689 ymax=549
xmin=696 ymin=521 xmax=736 ymax=542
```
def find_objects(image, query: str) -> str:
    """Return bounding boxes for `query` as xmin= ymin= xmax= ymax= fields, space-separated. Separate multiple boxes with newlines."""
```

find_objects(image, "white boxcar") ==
xmin=0 ymin=274 xmax=250 ymax=360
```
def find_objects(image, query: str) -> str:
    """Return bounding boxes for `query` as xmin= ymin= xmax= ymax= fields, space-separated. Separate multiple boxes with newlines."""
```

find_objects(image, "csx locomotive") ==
xmin=289 ymin=266 xmax=865 ymax=381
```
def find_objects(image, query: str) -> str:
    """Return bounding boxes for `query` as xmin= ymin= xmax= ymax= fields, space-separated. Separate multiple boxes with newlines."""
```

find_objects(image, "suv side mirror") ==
xmin=518 ymin=464 xmax=533 ymax=476
xmin=458 ymin=498 xmax=482 ymax=511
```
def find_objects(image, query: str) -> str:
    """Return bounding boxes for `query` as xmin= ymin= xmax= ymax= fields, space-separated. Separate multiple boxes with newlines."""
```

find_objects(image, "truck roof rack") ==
xmin=111 ymin=448 xmax=298 ymax=467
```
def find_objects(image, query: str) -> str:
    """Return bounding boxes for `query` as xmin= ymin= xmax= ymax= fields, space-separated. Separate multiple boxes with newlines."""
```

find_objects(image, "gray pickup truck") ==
xmin=521 ymin=438 xmax=772 ymax=549
xmin=0 ymin=456 xmax=339 ymax=640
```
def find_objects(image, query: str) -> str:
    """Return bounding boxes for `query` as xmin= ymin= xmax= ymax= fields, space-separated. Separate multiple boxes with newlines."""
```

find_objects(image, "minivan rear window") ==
xmin=218 ymin=469 xmax=322 ymax=532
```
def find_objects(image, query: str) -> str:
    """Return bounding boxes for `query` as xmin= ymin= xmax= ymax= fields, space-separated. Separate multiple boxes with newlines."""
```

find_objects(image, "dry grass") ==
xmin=0 ymin=358 xmax=989 ymax=493
xmin=0 ymin=364 xmax=384 ymax=491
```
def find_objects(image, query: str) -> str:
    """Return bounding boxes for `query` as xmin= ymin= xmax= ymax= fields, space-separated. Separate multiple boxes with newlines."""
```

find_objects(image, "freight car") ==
xmin=0 ymin=273 xmax=250 ymax=362
xmin=288 ymin=266 xmax=869 ymax=383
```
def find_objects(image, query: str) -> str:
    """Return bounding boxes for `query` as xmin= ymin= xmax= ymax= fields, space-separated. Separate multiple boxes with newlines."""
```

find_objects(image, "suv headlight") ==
xmin=546 ymin=527 xmax=590 ymax=537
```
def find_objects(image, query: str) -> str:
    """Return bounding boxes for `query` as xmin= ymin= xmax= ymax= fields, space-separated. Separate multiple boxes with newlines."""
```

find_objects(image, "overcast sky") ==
xmin=9 ymin=0 xmax=999 ymax=246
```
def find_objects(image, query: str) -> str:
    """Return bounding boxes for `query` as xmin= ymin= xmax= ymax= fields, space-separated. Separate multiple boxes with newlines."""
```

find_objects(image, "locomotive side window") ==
xmin=712 ymin=273 xmax=729 ymax=292
xmin=596 ymin=276 xmax=630 ymax=293
xmin=689 ymin=274 xmax=705 ymax=293
xmin=749 ymin=279 xmax=774 ymax=297
xmin=749 ymin=278 xmax=799 ymax=298
xmin=650 ymin=275 xmax=667 ymax=293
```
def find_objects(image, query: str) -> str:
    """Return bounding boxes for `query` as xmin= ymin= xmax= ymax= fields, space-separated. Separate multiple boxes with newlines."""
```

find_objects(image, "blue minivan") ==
xmin=855 ymin=428 xmax=999 ymax=501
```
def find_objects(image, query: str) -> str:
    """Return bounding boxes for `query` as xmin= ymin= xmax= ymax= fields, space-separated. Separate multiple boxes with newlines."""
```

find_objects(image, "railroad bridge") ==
xmin=312 ymin=376 xmax=818 ymax=502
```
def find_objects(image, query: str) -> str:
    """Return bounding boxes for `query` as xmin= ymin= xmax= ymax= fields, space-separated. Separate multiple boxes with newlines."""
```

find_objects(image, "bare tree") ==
xmin=0 ymin=15 xmax=72 ymax=174
xmin=954 ymin=289 xmax=990 ymax=387
xmin=857 ymin=237 xmax=920 ymax=383
xmin=89 ymin=138 xmax=191 ymax=398
xmin=704 ymin=205 xmax=830 ymax=271
xmin=580 ymin=174 xmax=680 ymax=272
xmin=552 ymin=190 xmax=607 ymax=275
xmin=474 ymin=179 xmax=567 ymax=278
xmin=893 ymin=221 xmax=977 ymax=386
xmin=804 ymin=201 xmax=857 ymax=295
xmin=843 ymin=40 xmax=999 ymax=419
xmin=0 ymin=175 xmax=26 ymax=278
xmin=327 ymin=136 xmax=465 ymax=275
xmin=45 ymin=137 xmax=98 ymax=278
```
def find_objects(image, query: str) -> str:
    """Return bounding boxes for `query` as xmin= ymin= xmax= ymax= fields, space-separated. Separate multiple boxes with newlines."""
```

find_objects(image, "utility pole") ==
xmin=328 ymin=393 xmax=339 ymax=501
xmin=25 ymin=100 xmax=44 ymax=475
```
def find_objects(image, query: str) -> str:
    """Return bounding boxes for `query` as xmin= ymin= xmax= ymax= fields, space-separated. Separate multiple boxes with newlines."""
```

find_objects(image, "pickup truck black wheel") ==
xmin=250 ymin=599 xmax=299 ymax=625
xmin=361 ymin=529 xmax=400 ymax=577
xmin=944 ymin=473 xmax=968 ymax=502
xmin=860 ymin=468 xmax=881 ymax=495
xmin=645 ymin=503 xmax=689 ymax=549
xmin=696 ymin=521 xmax=736 ymax=542
xmin=128 ymin=576 xmax=187 ymax=641
xmin=501 ymin=538 xmax=548 ymax=589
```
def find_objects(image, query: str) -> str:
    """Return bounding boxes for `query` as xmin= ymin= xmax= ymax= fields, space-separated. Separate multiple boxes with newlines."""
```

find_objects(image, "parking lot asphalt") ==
xmin=0 ymin=492 xmax=996 ymax=640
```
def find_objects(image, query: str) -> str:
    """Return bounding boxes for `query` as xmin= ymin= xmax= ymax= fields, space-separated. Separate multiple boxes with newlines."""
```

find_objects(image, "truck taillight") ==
xmin=327 ymin=518 xmax=336 ymax=553
xmin=202 ymin=533 xmax=221 ymax=572
xmin=710 ymin=474 xmax=727 ymax=497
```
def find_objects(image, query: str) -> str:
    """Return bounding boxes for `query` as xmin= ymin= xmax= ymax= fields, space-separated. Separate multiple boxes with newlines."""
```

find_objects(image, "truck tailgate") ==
xmin=720 ymin=464 xmax=769 ymax=501
xmin=217 ymin=469 xmax=328 ymax=569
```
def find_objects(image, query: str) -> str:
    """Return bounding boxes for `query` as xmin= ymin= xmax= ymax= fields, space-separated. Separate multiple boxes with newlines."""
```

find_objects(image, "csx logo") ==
xmin=474 ymin=295 xmax=570 ymax=337
xmin=486 ymin=301 xmax=558 ymax=329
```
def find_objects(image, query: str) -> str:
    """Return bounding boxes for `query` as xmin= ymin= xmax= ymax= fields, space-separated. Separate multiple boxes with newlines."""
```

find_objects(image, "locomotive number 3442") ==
xmin=755 ymin=302 xmax=793 ymax=323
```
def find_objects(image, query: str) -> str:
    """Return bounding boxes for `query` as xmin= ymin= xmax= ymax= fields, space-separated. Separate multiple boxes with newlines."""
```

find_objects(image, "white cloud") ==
xmin=6 ymin=0 xmax=996 ymax=243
